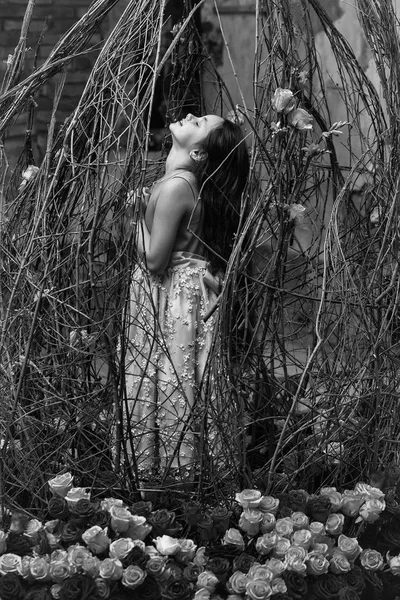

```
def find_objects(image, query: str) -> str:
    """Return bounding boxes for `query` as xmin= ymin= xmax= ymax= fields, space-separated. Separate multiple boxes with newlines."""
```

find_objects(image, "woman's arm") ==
xmin=136 ymin=177 xmax=193 ymax=275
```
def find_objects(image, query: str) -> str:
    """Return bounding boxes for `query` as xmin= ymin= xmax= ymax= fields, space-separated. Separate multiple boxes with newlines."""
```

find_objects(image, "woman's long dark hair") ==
xmin=197 ymin=119 xmax=250 ymax=272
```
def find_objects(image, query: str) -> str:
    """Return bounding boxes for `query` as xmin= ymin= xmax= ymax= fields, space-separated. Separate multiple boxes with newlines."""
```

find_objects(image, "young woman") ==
xmin=122 ymin=112 xmax=249 ymax=482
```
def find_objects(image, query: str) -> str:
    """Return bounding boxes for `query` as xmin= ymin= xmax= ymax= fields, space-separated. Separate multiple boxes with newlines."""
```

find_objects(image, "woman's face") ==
xmin=169 ymin=113 xmax=223 ymax=150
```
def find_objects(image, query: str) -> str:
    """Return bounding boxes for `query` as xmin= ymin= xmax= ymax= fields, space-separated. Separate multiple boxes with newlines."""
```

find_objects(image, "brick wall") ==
xmin=0 ymin=0 xmax=111 ymax=167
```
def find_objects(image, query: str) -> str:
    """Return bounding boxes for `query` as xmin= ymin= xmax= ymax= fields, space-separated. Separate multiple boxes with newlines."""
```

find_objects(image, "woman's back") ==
xmin=144 ymin=173 xmax=205 ymax=262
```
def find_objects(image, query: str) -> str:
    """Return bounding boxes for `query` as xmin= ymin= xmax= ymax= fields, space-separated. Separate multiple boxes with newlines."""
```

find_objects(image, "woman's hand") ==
xmin=126 ymin=186 xmax=151 ymax=228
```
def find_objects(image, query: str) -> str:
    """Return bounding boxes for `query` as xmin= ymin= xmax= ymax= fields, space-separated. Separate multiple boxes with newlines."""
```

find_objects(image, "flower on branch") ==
xmin=287 ymin=108 xmax=313 ymax=131
xmin=271 ymin=88 xmax=296 ymax=114
xmin=321 ymin=120 xmax=349 ymax=138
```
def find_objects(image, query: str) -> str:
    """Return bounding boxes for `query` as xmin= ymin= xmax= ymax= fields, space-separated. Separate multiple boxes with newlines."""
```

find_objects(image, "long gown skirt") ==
xmin=123 ymin=251 xmax=218 ymax=476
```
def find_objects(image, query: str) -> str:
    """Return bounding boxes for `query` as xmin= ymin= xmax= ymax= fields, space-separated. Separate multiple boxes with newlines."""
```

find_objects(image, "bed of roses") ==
xmin=0 ymin=473 xmax=400 ymax=600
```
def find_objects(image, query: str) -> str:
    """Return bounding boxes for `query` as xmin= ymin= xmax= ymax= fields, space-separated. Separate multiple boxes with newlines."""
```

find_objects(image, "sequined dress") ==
xmin=123 ymin=183 xmax=220 ymax=477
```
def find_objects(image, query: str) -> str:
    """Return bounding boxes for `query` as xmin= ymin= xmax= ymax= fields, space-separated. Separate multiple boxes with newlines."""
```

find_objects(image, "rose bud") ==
xmin=109 ymin=538 xmax=136 ymax=561
xmin=309 ymin=521 xmax=326 ymax=542
xmin=247 ymin=563 xmax=274 ymax=582
xmin=65 ymin=488 xmax=90 ymax=508
xmin=109 ymin=506 xmax=133 ymax=534
xmin=265 ymin=557 xmax=286 ymax=578
xmin=286 ymin=546 xmax=307 ymax=563
xmin=288 ymin=489 xmax=309 ymax=513
xmin=0 ymin=553 xmax=22 ymax=575
xmin=271 ymin=88 xmax=296 ymax=114
xmin=271 ymin=577 xmax=287 ymax=594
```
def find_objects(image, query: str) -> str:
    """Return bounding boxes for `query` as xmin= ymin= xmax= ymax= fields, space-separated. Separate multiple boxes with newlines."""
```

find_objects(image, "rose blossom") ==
xmin=360 ymin=549 xmax=384 ymax=571
xmin=227 ymin=570 xmax=248 ymax=595
xmin=255 ymin=531 xmax=278 ymax=555
xmin=94 ymin=577 xmax=111 ymax=599
xmin=193 ymin=547 xmax=208 ymax=569
xmin=154 ymin=534 xmax=181 ymax=556
xmin=271 ymin=577 xmax=287 ymax=594
xmin=194 ymin=589 xmax=211 ymax=600
xmin=239 ymin=509 xmax=264 ymax=536
xmin=17 ymin=556 xmax=32 ymax=579
xmin=341 ymin=491 xmax=364 ymax=517
xmin=260 ymin=513 xmax=276 ymax=533
xmin=337 ymin=534 xmax=361 ymax=561
xmin=245 ymin=578 xmax=272 ymax=600
xmin=30 ymin=556 xmax=50 ymax=581
xmin=258 ymin=496 xmax=280 ymax=515
xmin=82 ymin=556 xmax=101 ymax=578
xmin=312 ymin=543 xmax=330 ymax=556
xmin=48 ymin=472 xmax=73 ymax=498
xmin=292 ymin=528 xmax=312 ymax=550
xmin=67 ymin=544 xmax=93 ymax=572
xmin=175 ymin=538 xmax=197 ymax=563
xmin=100 ymin=498 xmax=124 ymax=512
xmin=50 ymin=560 xmax=70 ymax=583
xmin=275 ymin=517 xmax=294 ymax=538
xmin=325 ymin=513 xmax=345 ymax=535
xmin=291 ymin=512 xmax=309 ymax=530
xmin=98 ymin=558 xmax=123 ymax=580
xmin=273 ymin=536 xmax=291 ymax=559
xmin=0 ymin=553 xmax=22 ymax=575
xmin=247 ymin=564 xmax=273 ymax=582
xmin=387 ymin=553 xmax=400 ymax=575
xmin=222 ymin=528 xmax=245 ymax=550
xmin=358 ymin=498 xmax=386 ymax=523
xmin=286 ymin=558 xmax=307 ymax=575
xmin=271 ymin=88 xmax=296 ymax=114
xmin=286 ymin=546 xmax=307 ymax=563
xmin=109 ymin=506 xmax=133 ymax=533
xmin=109 ymin=538 xmax=136 ymax=561
xmin=25 ymin=518 xmax=43 ymax=543
xmin=319 ymin=488 xmax=343 ymax=512
xmin=51 ymin=583 xmax=62 ymax=599
xmin=65 ymin=487 xmax=90 ymax=507
xmin=121 ymin=564 xmax=147 ymax=589
xmin=82 ymin=526 xmax=111 ymax=554
xmin=354 ymin=482 xmax=385 ymax=501
xmin=146 ymin=555 xmax=167 ymax=579
xmin=265 ymin=557 xmax=286 ymax=578
xmin=329 ymin=551 xmax=352 ymax=574
xmin=309 ymin=521 xmax=326 ymax=541
xmin=307 ymin=552 xmax=329 ymax=576
xmin=235 ymin=489 xmax=262 ymax=509
xmin=196 ymin=570 xmax=219 ymax=592
xmin=287 ymin=107 xmax=313 ymax=131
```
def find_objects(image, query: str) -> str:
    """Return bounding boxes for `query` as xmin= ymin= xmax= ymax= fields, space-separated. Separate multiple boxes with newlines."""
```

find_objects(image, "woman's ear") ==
xmin=189 ymin=149 xmax=208 ymax=163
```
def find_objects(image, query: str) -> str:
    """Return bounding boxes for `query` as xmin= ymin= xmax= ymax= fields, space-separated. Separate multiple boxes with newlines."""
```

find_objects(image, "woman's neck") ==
xmin=164 ymin=147 xmax=193 ymax=177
